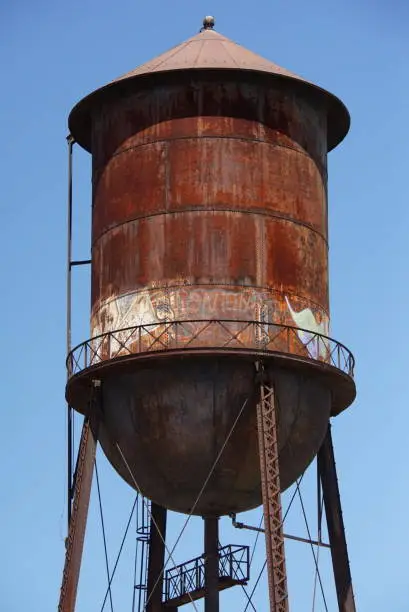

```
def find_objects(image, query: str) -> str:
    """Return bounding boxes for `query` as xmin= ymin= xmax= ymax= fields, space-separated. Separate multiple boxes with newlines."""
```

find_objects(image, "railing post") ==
xmin=196 ymin=557 xmax=200 ymax=590
xmin=245 ymin=545 xmax=250 ymax=580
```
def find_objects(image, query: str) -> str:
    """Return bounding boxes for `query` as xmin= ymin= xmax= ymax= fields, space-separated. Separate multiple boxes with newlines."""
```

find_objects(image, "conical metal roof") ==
xmin=69 ymin=26 xmax=349 ymax=152
xmin=112 ymin=28 xmax=306 ymax=83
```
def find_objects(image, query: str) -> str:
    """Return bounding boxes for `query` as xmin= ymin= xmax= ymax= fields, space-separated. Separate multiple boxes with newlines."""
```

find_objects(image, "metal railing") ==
xmin=67 ymin=319 xmax=354 ymax=378
xmin=164 ymin=544 xmax=249 ymax=602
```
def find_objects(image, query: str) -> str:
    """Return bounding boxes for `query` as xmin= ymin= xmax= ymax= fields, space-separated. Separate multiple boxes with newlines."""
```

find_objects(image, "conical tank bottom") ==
xmin=96 ymin=355 xmax=331 ymax=516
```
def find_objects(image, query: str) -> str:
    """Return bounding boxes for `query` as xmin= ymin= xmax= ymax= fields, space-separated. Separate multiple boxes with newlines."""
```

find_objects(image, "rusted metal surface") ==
xmin=113 ymin=29 xmax=304 ymax=82
xmin=65 ymin=317 xmax=355 ymax=514
xmin=63 ymin=22 xmax=358 ymax=612
xmin=90 ymin=80 xmax=329 ymax=362
xmin=68 ymin=31 xmax=349 ymax=152
xmin=68 ymin=353 xmax=334 ymax=515
xmin=66 ymin=32 xmax=355 ymax=517
xmin=318 ymin=427 xmax=356 ymax=612
xmin=59 ymin=384 xmax=100 ymax=612
xmin=66 ymin=319 xmax=356 ymax=423
xmin=256 ymin=375 xmax=288 ymax=611
xmin=146 ymin=503 xmax=167 ymax=612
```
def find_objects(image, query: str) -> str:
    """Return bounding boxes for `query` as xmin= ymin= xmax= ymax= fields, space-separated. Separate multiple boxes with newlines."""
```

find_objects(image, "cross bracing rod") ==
xmin=230 ymin=515 xmax=330 ymax=549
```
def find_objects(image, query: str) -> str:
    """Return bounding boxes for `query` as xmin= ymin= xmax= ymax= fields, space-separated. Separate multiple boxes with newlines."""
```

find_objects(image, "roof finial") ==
xmin=202 ymin=15 xmax=215 ymax=30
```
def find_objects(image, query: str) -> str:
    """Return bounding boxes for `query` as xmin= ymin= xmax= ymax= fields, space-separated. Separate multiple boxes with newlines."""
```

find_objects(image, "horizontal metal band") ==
xmin=91 ymin=206 xmax=328 ymax=248
xmin=92 ymin=134 xmax=327 ymax=182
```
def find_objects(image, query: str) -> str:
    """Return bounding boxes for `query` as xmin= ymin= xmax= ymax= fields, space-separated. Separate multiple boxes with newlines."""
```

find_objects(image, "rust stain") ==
xmin=66 ymin=54 xmax=354 ymax=517
xmin=91 ymin=80 xmax=329 ymax=352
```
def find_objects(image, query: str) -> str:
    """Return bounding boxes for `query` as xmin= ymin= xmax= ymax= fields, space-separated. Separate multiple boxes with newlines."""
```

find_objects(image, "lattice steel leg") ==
xmin=59 ymin=381 xmax=101 ymax=612
xmin=257 ymin=373 xmax=289 ymax=612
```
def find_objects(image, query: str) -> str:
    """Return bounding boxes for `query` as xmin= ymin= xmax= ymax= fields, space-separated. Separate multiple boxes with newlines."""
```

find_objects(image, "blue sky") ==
xmin=1 ymin=1 xmax=408 ymax=610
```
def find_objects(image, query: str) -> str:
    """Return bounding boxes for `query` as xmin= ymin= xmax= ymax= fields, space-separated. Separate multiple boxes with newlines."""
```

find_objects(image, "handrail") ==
xmin=164 ymin=544 xmax=250 ymax=602
xmin=66 ymin=319 xmax=355 ymax=379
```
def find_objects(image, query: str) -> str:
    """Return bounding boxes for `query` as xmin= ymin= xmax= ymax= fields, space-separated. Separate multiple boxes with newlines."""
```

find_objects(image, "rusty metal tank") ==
xmin=66 ymin=24 xmax=355 ymax=516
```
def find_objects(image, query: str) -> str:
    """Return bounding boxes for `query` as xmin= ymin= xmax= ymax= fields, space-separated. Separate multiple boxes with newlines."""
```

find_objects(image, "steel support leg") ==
xmin=257 ymin=377 xmax=289 ymax=612
xmin=59 ymin=382 xmax=101 ymax=612
xmin=146 ymin=503 xmax=167 ymax=612
xmin=318 ymin=426 xmax=356 ymax=612
xmin=204 ymin=517 xmax=220 ymax=612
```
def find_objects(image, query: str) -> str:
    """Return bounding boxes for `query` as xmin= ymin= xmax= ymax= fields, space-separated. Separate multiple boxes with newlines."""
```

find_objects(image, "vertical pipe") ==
xmin=66 ymin=134 xmax=74 ymax=529
xmin=146 ymin=503 xmax=167 ymax=612
xmin=204 ymin=517 xmax=219 ymax=612
xmin=318 ymin=426 xmax=356 ymax=612
xmin=66 ymin=134 xmax=74 ymax=357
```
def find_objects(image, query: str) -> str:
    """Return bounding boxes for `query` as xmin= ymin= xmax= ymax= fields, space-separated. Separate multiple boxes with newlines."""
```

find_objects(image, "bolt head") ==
xmin=203 ymin=15 xmax=215 ymax=29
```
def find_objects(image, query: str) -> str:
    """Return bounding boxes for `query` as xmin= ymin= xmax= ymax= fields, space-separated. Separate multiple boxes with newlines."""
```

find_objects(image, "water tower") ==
xmin=60 ymin=17 xmax=356 ymax=611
